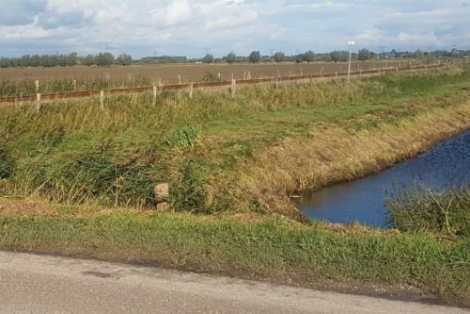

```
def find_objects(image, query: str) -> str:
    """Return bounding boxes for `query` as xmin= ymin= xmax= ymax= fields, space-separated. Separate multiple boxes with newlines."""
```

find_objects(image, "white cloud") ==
xmin=356 ymin=28 xmax=382 ymax=42
xmin=150 ymin=0 xmax=192 ymax=27
xmin=0 ymin=0 xmax=468 ymax=58
xmin=398 ymin=32 xmax=438 ymax=45
xmin=47 ymin=0 xmax=102 ymax=17
xmin=205 ymin=9 xmax=258 ymax=31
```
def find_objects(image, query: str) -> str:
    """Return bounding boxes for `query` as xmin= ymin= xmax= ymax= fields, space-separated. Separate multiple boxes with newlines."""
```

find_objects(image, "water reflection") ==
xmin=298 ymin=130 xmax=470 ymax=228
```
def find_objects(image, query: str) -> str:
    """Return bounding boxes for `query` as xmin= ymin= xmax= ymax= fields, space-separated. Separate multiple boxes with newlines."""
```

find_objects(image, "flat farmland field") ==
xmin=0 ymin=59 xmax=433 ymax=97
xmin=0 ymin=60 xmax=410 ymax=83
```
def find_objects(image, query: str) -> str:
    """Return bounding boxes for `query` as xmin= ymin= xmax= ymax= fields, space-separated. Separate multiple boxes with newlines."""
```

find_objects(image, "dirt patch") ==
xmin=322 ymin=222 xmax=401 ymax=237
xmin=0 ymin=199 xmax=154 ymax=218
xmin=0 ymin=200 xmax=57 ymax=216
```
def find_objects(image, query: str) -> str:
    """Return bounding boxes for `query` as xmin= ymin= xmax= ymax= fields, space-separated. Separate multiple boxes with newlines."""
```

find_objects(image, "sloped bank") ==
xmin=242 ymin=95 xmax=470 ymax=221
xmin=2 ymin=69 xmax=470 ymax=305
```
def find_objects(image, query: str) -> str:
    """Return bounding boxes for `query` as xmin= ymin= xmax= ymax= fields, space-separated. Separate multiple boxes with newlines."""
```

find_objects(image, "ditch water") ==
xmin=297 ymin=130 xmax=470 ymax=228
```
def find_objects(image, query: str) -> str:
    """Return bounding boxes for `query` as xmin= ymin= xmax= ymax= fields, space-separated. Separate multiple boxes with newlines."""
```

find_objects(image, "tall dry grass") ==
xmin=0 ymin=66 xmax=469 ymax=217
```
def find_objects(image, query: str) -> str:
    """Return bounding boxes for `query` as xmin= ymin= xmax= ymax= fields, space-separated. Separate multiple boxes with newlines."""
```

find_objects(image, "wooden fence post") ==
xmin=100 ymin=90 xmax=105 ymax=110
xmin=36 ymin=93 xmax=41 ymax=110
xmin=178 ymin=75 xmax=181 ymax=84
xmin=218 ymin=72 xmax=221 ymax=80
xmin=153 ymin=86 xmax=157 ymax=106
xmin=73 ymin=80 xmax=77 ymax=91
xmin=231 ymin=79 xmax=236 ymax=97
xmin=189 ymin=83 xmax=193 ymax=99
xmin=35 ymin=80 xmax=40 ymax=93
xmin=300 ymin=69 xmax=303 ymax=76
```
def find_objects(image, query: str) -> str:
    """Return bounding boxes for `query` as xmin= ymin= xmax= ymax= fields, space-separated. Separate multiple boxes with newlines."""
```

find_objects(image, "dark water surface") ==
xmin=297 ymin=130 xmax=470 ymax=228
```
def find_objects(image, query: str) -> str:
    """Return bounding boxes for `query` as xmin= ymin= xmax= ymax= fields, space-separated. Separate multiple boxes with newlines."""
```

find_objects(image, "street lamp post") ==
xmin=347 ymin=41 xmax=355 ymax=82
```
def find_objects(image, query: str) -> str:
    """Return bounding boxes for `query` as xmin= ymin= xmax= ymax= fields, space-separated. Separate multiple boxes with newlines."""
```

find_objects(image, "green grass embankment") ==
xmin=1 ymin=66 xmax=470 ymax=304
xmin=0 ymin=211 xmax=469 ymax=304
xmin=1 ymin=66 xmax=470 ymax=216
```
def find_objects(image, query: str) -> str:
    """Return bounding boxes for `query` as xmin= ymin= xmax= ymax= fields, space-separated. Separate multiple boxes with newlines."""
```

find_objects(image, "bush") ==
xmin=386 ymin=187 xmax=470 ymax=238
xmin=170 ymin=160 xmax=207 ymax=213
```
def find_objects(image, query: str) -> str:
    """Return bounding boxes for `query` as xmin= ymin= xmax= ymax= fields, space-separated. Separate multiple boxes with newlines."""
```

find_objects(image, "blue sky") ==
xmin=0 ymin=0 xmax=468 ymax=58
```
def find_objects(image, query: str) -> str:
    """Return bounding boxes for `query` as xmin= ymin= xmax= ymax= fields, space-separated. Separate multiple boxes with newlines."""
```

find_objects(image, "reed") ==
xmin=387 ymin=187 xmax=470 ymax=238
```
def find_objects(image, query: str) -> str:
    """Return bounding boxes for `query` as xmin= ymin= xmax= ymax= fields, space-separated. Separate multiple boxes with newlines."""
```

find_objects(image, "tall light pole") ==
xmin=347 ymin=41 xmax=355 ymax=82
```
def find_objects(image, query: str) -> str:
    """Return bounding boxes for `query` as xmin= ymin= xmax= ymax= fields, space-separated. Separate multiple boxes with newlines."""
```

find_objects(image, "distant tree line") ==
xmin=0 ymin=52 xmax=132 ymax=68
xmin=139 ymin=56 xmax=188 ymax=64
xmin=1 ymin=47 xmax=469 ymax=68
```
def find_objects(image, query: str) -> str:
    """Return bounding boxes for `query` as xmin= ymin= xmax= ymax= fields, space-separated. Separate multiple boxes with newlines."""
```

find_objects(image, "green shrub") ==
xmin=386 ymin=187 xmax=470 ymax=238
xmin=170 ymin=160 xmax=207 ymax=213
xmin=198 ymin=72 xmax=221 ymax=83
xmin=164 ymin=124 xmax=201 ymax=149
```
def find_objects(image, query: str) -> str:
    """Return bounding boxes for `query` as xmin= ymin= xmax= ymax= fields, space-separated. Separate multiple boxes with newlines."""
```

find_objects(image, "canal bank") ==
xmin=243 ymin=91 xmax=470 ymax=221
xmin=2 ymin=68 xmax=470 ymax=305
xmin=298 ymin=129 xmax=470 ymax=228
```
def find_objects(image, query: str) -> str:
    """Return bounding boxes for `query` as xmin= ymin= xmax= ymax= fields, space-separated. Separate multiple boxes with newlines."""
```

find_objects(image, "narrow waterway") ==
xmin=297 ymin=130 xmax=470 ymax=228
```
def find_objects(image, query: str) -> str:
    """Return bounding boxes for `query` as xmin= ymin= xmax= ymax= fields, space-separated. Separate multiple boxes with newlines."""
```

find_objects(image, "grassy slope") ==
xmin=0 ymin=211 xmax=469 ymax=303
xmin=1 ymin=67 xmax=470 ymax=303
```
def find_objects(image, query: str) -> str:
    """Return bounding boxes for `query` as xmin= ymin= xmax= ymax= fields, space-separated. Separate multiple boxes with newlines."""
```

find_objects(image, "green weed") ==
xmin=387 ymin=187 xmax=470 ymax=239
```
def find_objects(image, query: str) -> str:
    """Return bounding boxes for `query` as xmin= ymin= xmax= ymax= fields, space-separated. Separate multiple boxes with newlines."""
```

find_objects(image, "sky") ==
xmin=0 ymin=0 xmax=469 ymax=58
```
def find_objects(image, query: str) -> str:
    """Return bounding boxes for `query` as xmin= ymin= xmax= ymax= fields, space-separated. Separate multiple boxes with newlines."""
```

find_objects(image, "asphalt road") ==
xmin=0 ymin=251 xmax=467 ymax=314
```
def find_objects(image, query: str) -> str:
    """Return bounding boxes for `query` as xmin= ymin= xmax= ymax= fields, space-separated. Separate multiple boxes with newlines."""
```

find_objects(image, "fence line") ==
xmin=0 ymin=64 xmax=446 ymax=105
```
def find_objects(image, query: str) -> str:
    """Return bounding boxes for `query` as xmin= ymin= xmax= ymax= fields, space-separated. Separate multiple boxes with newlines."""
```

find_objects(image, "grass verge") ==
xmin=0 ymin=208 xmax=469 ymax=306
